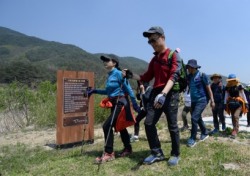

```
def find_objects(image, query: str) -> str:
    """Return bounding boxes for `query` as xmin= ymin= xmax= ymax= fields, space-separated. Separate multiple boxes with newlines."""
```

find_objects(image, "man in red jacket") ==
xmin=124 ymin=26 xmax=181 ymax=166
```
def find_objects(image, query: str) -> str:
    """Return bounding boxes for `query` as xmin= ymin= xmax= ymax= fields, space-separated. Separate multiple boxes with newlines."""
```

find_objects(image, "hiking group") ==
xmin=87 ymin=26 xmax=250 ymax=166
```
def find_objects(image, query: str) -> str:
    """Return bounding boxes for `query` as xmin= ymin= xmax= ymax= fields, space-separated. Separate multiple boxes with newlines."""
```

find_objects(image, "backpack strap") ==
xmin=168 ymin=50 xmax=175 ymax=60
xmin=167 ymin=50 xmax=176 ymax=65
xmin=200 ymin=72 xmax=210 ymax=101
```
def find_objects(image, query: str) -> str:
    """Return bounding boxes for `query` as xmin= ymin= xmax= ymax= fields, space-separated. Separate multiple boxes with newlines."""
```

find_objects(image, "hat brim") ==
xmin=143 ymin=31 xmax=156 ymax=37
xmin=210 ymin=76 xmax=222 ymax=80
xmin=100 ymin=55 xmax=111 ymax=62
xmin=186 ymin=64 xmax=201 ymax=69
xmin=226 ymin=78 xmax=239 ymax=82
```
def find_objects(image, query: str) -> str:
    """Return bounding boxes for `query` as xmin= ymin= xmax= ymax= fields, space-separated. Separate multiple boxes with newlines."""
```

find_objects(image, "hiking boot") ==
xmin=222 ymin=123 xmax=226 ymax=131
xmin=130 ymin=135 xmax=139 ymax=143
xmin=180 ymin=125 xmax=189 ymax=132
xmin=118 ymin=148 xmax=132 ymax=157
xmin=95 ymin=152 xmax=115 ymax=163
xmin=187 ymin=138 xmax=196 ymax=147
xmin=200 ymin=134 xmax=209 ymax=141
xmin=143 ymin=148 xmax=165 ymax=165
xmin=168 ymin=156 xmax=180 ymax=166
xmin=209 ymin=129 xmax=219 ymax=136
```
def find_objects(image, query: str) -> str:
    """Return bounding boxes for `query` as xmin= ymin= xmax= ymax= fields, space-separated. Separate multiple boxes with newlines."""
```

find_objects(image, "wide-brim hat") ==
xmin=210 ymin=73 xmax=222 ymax=80
xmin=186 ymin=59 xmax=201 ymax=69
xmin=143 ymin=26 xmax=164 ymax=37
xmin=100 ymin=54 xmax=119 ymax=66
xmin=226 ymin=73 xmax=239 ymax=82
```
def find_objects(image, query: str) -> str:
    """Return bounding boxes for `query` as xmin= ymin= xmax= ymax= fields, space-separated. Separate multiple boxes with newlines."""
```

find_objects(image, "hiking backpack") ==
xmin=200 ymin=72 xmax=211 ymax=103
xmin=168 ymin=50 xmax=188 ymax=92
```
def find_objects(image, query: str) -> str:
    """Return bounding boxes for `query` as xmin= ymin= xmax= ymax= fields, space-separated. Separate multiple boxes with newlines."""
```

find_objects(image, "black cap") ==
xmin=100 ymin=54 xmax=119 ymax=66
xmin=143 ymin=26 xmax=164 ymax=37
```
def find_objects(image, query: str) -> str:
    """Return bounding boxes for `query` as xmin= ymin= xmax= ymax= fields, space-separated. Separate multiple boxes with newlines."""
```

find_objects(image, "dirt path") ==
xmin=1 ymin=120 xmax=249 ymax=150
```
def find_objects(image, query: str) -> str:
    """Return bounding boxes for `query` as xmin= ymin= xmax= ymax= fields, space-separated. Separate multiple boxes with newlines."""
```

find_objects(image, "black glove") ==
xmin=132 ymin=102 xmax=141 ymax=113
xmin=87 ymin=88 xmax=96 ymax=97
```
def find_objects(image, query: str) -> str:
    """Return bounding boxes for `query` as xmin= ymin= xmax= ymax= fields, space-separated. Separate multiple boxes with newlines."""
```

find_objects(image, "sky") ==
xmin=1 ymin=0 xmax=250 ymax=83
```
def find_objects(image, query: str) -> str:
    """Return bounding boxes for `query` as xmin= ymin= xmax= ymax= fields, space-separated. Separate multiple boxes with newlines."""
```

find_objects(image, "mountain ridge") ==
xmin=0 ymin=26 xmax=148 ymax=86
xmin=0 ymin=26 xmax=246 ymax=87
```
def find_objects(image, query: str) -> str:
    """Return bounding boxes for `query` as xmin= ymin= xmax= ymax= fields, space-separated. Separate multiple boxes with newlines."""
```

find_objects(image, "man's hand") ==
xmin=210 ymin=101 xmax=215 ymax=109
xmin=154 ymin=93 xmax=166 ymax=109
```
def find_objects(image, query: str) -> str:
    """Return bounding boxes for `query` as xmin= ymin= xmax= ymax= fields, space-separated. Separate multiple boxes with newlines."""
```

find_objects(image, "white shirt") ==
xmin=184 ymin=88 xmax=191 ymax=107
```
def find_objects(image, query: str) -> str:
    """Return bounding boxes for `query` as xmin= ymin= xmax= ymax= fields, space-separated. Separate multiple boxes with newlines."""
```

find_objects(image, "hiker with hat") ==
xmin=224 ymin=74 xmax=249 ymax=137
xmin=87 ymin=54 xmax=141 ymax=163
xmin=123 ymin=26 xmax=182 ymax=166
xmin=186 ymin=59 xmax=215 ymax=147
xmin=209 ymin=74 xmax=226 ymax=135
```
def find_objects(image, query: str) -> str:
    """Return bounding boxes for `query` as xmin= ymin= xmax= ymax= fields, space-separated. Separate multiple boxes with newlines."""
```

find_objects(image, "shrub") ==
xmin=30 ymin=81 xmax=56 ymax=127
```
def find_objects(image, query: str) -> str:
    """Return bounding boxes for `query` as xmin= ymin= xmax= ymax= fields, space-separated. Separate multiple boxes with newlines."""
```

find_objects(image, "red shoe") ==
xmin=95 ymin=152 xmax=115 ymax=163
xmin=118 ymin=148 xmax=132 ymax=157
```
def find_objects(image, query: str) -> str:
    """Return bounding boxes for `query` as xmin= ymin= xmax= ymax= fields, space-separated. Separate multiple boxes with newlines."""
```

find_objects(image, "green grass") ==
xmin=1 ymin=130 xmax=250 ymax=176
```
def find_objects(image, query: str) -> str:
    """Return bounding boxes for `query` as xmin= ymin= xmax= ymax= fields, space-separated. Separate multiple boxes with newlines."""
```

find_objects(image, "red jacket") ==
xmin=140 ymin=48 xmax=180 ymax=89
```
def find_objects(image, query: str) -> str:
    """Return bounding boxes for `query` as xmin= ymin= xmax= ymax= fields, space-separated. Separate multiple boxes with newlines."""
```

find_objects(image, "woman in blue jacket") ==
xmin=88 ymin=54 xmax=140 ymax=163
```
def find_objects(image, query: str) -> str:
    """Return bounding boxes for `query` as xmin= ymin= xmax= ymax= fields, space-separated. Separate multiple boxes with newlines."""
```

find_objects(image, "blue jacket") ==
xmin=95 ymin=68 xmax=136 ymax=104
xmin=188 ymin=70 xmax=210 ymax=103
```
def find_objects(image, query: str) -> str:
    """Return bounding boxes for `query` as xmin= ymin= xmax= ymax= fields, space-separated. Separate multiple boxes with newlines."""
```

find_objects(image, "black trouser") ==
xmin=247 ymin=111 xmax=250 ymax=125
xmin=134 ymin=109 xmax=147 ymax=136
xmin=212 ymin=102 xmax=225 ymax=129
xmin=182 ymin=106 xmax=191 ymax=127
xmin=103 ymin=98 xmax=131 ymax=154
xmin=144 ymin=88 xmax=180 ymax=157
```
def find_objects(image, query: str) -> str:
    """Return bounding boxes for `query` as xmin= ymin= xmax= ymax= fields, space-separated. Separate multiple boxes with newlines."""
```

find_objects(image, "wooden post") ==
xmin=56 ymin=70 xmax=94 ymax=146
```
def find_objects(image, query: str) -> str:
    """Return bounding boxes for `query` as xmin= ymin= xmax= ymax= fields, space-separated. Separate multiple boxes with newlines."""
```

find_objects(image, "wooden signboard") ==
xmin=56 ymin=70 xmax=94 ymax=146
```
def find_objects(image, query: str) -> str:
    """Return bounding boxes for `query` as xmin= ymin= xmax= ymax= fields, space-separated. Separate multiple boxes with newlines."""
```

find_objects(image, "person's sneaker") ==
xmin=222 ymin=123 xmax=226 ymax=131
xmin=231 ymin=130 xmax=237 ymax=138
xmin=200 ymin=134 xmax=209 ymax=141
xmin=130 ymin=135 xmax=139 ymax=143
xmin=168 ymin=156 xmax=180 ymax=166
xmin=95 ymin=152 xmax=115 ymax=163
xmin=209 ymin=129 xmax=219 ymax=135
xmin=143 ymin=149 xmax=165 ymax=165
xmin=187 ymin=138 xmax=196 ymax=147
xmin=180 ymin=125 xmax=189 ymax=132
xmin=118 ymin=148 xmax=132 ymax=157
xmin=247 ymin=124 xmax=250 ymax=127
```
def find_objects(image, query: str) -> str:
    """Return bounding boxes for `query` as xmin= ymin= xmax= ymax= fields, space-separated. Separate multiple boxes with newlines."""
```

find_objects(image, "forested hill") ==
xmin=0 ymin=26 xmax=148 ymax=87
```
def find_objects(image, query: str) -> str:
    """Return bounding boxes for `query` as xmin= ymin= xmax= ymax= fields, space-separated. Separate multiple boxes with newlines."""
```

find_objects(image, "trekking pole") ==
xmin=80 ymin=86 xmax=91 ymax=154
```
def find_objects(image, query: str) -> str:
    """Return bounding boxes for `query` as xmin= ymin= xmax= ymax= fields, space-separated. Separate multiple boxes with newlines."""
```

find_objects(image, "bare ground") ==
xmin=1 ymin=118 xmax=249 ymax=150
xmin=0 ymin=105 xmax=249 ymax=149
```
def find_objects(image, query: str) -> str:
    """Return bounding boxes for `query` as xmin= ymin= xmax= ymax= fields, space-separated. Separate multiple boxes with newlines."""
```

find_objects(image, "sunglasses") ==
xmin=148 ymin=36 xmax=161 ymax=45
